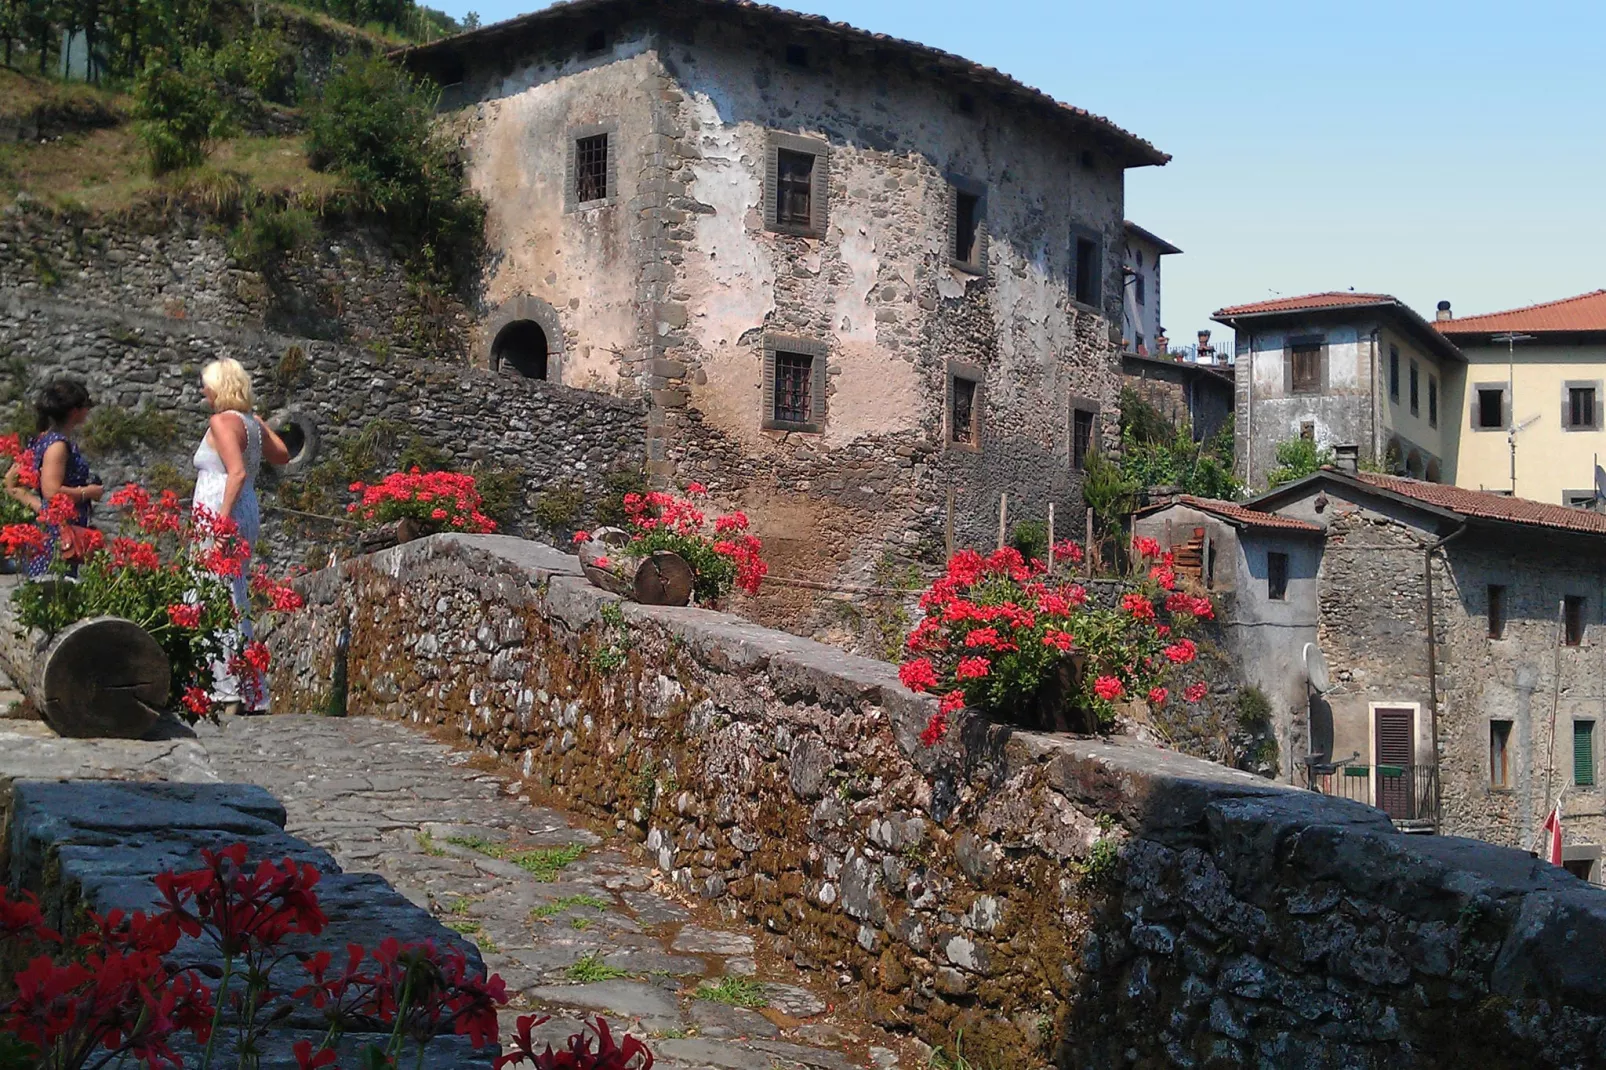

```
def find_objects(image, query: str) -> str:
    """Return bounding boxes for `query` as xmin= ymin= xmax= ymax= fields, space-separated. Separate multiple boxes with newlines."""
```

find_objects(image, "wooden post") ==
xmin=997 ymin=493 xmax=1008 ymax=551
xmin=945 ymin=486 xmax=955 ymax=560
xmin=1047 ymin=502 xmax=1056 ymax=576
xmin=1086 ymin=508 xmax=1096 ymax=572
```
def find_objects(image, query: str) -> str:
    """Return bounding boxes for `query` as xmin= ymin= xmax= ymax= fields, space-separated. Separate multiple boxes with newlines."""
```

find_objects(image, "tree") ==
xmin=1266 ymin=437 xmax=1333 ymax=487
xmin=132 ymin=49 xmax=230 ymax=173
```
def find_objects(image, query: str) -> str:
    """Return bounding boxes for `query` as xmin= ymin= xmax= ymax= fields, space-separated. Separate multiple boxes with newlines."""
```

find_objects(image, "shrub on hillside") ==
xmin=133 ymin=51 xmax=231 ymax=174
xmin=306 ymin=55 xmax=485 ymax=286
xmin=1267 ymin=437 xmax=1333 ymax=487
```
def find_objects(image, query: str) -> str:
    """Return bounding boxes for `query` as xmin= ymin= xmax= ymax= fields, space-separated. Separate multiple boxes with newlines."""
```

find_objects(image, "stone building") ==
xmin=399 ymin=0 xmax=1167 ymax=630
xmin=1213 ymin=292 xmax=1465 ymax=491
xmin=1120 ymin=351 xmax=1234 ymax=443
xmin=1119 ymin=220 xmax=1178 ymax=356
xmin=1434 ymin=289 xmax=1606 ymax=505
xmin=1226 ymin=463 xmax=1606 ymax=878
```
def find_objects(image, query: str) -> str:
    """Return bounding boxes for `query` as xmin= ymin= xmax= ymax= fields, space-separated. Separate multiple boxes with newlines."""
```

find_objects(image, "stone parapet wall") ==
xmin=270 ymin=534 xmax=1606 ymax=1068
xmin=0 ymin=295 xmax=646 ymax=568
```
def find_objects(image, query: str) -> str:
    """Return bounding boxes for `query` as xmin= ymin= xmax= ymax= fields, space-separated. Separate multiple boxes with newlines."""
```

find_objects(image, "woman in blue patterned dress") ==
xmin=6 ymin=380 xmax=102 ymax=576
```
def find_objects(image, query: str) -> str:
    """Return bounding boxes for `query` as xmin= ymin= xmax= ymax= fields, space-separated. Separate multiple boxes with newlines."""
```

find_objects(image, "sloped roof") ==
xmin=1123 ymin=221 xmax=1182 ymax=256
xmin=1136 ymin=495 xmax=1324 ymax=533
xmin=1251 ymin=468 xmax=1606 ymax=538
xmin=1347 ymin=470 xmax=1606 ymax=536
xmin=1435 ymin=290 xmax=1606 ymax=336
xmin=1213 ymin=292 xmax=1396 ymax=317
xmin=1211 ymin=292 xmax=1463 ymax=364
xmin=397 ymin=0 xmax=1168 ymax=167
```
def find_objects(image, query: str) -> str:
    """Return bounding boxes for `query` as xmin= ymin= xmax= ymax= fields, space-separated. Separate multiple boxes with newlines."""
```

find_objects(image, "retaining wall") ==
xmin=269 ymin=534 xmax=1606 ymax=1069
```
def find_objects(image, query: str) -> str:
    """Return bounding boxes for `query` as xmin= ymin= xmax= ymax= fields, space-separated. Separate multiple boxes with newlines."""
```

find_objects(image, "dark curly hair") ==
xmin=34 ymin=379 xmax=94 ymax=433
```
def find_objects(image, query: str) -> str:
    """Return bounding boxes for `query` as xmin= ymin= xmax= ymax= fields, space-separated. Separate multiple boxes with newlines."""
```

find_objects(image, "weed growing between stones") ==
xmin=567 ymin=952 xmax=630 ymax=984
xmin=530 ymin=895 xmax=610 ymax=923
xmin=79 ymin=403 xmax=180 ymax=455
xmin=415 ymin=830 xmax=447 ymax=856
xmin=592 ymin=601 xmax=633 ymax=672
xmin=927 ymin=1030 xmax=982 ymax=1070
xmin=694 ymin=977 xmax=767 ymax=1009
xmin=534 ymin=480 xmax=585 ymax=530
xmin=1072 ymin=837 xmax=1121 ymax=888
xmin=444 ymin=836 xmax=587 ymax=881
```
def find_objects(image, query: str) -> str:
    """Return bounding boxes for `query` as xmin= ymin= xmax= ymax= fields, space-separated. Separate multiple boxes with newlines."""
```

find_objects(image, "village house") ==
xmin=1434 ymin=290 xmax=1606 ymax=506
xmin=1140 ymin=458 xmax=1606 ymax=881
xmin=1120 ymin=352 xmax=1234 ymax=443
xmin=398 ymin=0 xmax=1167 ymax=635
xmin=1213 ymin=293 xmax=1465 ymax=491
xmin=1120 ymin=221 xmax=1179 ymax=356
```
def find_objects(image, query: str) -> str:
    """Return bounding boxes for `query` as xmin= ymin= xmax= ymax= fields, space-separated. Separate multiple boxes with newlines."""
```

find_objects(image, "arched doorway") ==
xmin=493 ymin=320 xmax=548 ymax=380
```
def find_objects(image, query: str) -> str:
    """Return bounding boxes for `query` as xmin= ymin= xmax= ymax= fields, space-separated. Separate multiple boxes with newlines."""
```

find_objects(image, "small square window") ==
xmin=1073 ymin=233 xmax=1101 ymax=306
xmin=1576 ymin=720 xmax=1597 ymax=787
xmin=1300 ymin=421 xmax=1315 ymax=442
xmin=584 ymin=29 xmax=608 ymax=54
xmin=1567 ymin=385 xmax=1598 ymax=430
xmin=763 ymin=335 xmax=826 ymax=432
xmin=1267 ymin=552 xmax=1289 ymax=601
xmin=1488 ymin=584 xmax=1505 ymax=639
xmin=1290 ymin=345 xmax=1321 ymax=395
xmin=776 ymin=150 xmax=814 ymax=228
xmin=1429 ymin=376 xmax=1439 ymax=428
xmin=1565 ymin=595 xmax=1586 ymax=647
xmin=1409 ymin=360 xmax=1420 ymax=415
xmin=1490 ymin=720 xmax=1512 ymax=788
xmin=954 ymin=190 xmax=982 ymax=265
xmin=1388 ymin=345 xmax=1400 ymax=401
xmin=774 ymin=352 xmax=813 ymax=424
xmin=785 ymin=43 xmax=809 ymax=67
xmin=1135 ymin=274 xmax=1146 ymax=306
xmin=574 ymin=133 xmax=609 ymax=203
xmin=1072 ymin=407 xmax=1095 ymax=469
xmin=957 ymin=92 xmax=975 ymax=114
xmin=950 ymin=375 xmax=979 ymax=446
xmin=766 ymin=133 xmax=828 ymax=237
xmin=1476 ymin=386 xmax=1506 ymax=430
xmin=1079 ymin=150 xmax=1095 ymax=170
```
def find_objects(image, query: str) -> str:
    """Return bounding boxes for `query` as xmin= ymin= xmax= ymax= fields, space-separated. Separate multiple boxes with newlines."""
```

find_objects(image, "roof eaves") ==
xmin=1211 ymin=300 xmax=1464 ymax=364
xmin=1244 ymin=469 xmax=1466 ymax=527
xmin=394 ymin=0 xmax=1169 ymax=168
xmin=1123 ymin=221 xmax=1182 ymax=255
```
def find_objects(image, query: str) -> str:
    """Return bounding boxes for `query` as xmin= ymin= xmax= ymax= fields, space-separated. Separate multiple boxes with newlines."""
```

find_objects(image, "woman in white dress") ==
xmin=193 ymin=359 xmax=290 ymax=714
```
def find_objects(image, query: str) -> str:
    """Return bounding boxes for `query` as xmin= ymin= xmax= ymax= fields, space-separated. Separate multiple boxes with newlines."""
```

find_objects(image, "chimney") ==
xmin=1436 ymin=300 xmax=1452 ymax=322
xmin=1333 ymin=443 xmax=1359 ymax=475
xmin=1196 ymin=329 xmax=1213 ymax=363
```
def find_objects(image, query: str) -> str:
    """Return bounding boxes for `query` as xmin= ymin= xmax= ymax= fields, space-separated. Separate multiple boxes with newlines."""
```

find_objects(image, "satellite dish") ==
xmin=1304 ymin=643 xmax=1332 ymax=694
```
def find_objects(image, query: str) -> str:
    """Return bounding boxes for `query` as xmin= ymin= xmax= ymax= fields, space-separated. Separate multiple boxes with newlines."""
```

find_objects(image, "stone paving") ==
xmin=196 ymin=715 xmax=900 ymax=1070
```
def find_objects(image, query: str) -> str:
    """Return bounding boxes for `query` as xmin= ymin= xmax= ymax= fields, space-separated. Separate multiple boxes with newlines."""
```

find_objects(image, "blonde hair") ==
xmin=202 ymin=359 xmax=255 ymax=413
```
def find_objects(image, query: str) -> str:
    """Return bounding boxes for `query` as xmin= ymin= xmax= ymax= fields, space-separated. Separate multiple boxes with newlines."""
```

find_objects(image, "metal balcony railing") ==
xmin=1303 ymin=762 xmax=1438 ymax=829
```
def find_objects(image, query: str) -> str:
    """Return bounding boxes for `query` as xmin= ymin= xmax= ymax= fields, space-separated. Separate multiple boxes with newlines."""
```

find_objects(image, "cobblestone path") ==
xmin=197 ymin=716 xmax=897 ymax=1070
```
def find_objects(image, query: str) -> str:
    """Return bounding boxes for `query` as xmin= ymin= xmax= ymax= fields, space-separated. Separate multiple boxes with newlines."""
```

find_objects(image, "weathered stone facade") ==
xmin=1121 ymin=352 xmax=1234 ymax=443
xmin=403 ymin=0 xmax=1165 ymax=635
xmin=271 ymin=534 xmax=1606 ymax=1068
xmin=0 ymin=291 xmax=646 ymax=567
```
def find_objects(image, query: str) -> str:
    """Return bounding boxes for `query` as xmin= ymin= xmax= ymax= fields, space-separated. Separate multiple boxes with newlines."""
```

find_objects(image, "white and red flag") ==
xmin=1541 ymin=803 xmax=1564 ymax=865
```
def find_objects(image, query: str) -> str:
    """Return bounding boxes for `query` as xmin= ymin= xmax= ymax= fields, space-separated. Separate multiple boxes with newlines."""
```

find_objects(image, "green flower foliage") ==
xmin=1267 ymin=437 xmax=1334 ymax=488
xmin=133 ymin=51 xmax=232 ymax=175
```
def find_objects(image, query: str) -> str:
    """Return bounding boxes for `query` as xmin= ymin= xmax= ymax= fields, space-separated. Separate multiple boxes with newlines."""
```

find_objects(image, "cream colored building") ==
xmin=1435 ymin=291 xmax=1606 ymax=505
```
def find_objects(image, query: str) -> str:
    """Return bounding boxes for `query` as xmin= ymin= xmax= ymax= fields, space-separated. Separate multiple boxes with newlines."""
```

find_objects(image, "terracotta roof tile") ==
xmin=1213 ymin=292 xmax=1398 ymax=317
xmin=399 ymin=0 xmax=1168 ymax=167
xmin=1434 ymin=290 xmax=1606 ymax=335
xmin=1138 ymin=495 xmax=1324 ymax=533
xmin=1345 ymin=471 xmax=1606 ymax=536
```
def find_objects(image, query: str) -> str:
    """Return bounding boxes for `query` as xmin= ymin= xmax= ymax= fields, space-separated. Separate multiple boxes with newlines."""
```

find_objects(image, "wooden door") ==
xmin=1374 ymin=707 xmax=1415 ymax=820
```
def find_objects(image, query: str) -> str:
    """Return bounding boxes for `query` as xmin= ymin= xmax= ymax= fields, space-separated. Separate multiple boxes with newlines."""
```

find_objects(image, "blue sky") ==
xmin=432 ymin=0 xmax=1606 ymax=346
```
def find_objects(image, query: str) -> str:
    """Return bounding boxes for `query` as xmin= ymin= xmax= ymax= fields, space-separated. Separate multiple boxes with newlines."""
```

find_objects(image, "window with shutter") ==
xmin=1374 ymin=707 xmax=1415 ymax=819
xmin=766 ymin=132 xmax=829 ymax=238
xmin=1490 ymin=720 xmax=1512 ymax=788
xmin=1388 ymin=346 xmax=1399 ymax=401
xmin=1409 ymin=360 xmax=1420 ymax=415
xmin=1575 ymin=721 xmax=1596 ymax=787
xmin=1290 ymin=344 xmax=1322 ymax=394
xmin=761 ymin=334 xmax=826 ymax=432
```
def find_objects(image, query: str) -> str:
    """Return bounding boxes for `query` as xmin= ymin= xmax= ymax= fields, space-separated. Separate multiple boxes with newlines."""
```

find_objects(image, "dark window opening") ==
xmin=1563 ymin=858 xmax=1595 ymax=881
xmin=1490 ymin=720 xmax=1512 ymax=788
xmin=776 ymin=149 xmax=814 ymax=228
xmin=1488 ymin=584 xmax=1506 ymax=639
xmin=1388 ymin=345 xmax=1400 ymax=401
xmin=784 ymin=43 xmax=808 ymax=67
xmin=1409 ymin=360 xmax=1420 ymax=415
xmin=957 ymin=92 xmax=975 ymax=114
xmin=1079 ymin=150 xmax=1095 ymax=169
xmin=954 ymin=191 xmax=981 ymax=264
xmin=584 ymin=29 xmax=608 ymax=53
xmin=1568 ymin=386 xmax=1597 ymax=429
xmin=1565 ymin=595 xmax=1586 ymax=647
xmin=1267 ymin=551 xmax=1289 ymax=600
xmin=1567 ymin=492 xmax=1597 ymax=509
xmin=1073 ymin=237 xmax=1100 ymax=306
xmin=950 ymin=376 xmax=978 ymax=445
xmin=574 ymin=134 xmax=609 ymax=202
xmin=1072 ymin=408 xmax=1095 ymax=469
xmin=1135 ymin=274 xmax=1146 ymax=306
xmin=1478 ymin=388 xmax=1505 ymax=429
xmin=1300 ymin=421 xmax=1315 ymax=442
xmin=492 ymin=320 xmax=549 ymax=380
xmin=1290 ymin=344 xmax=1321 ymax=394
xmin=773 ymin=351 xmax=813 ymax=425
xmin=1429 ymin=377 xmax=1439 ymax=427
xmin=1575 ymin=720 xmax=1596 ymax=786
xmin=1135 ymin=333 xmax=1145 ymax=353
xmin=435 ymin=51 xmax=466 ymax=87
xmin=1206 ymin=544 xmax=1217 ymax=588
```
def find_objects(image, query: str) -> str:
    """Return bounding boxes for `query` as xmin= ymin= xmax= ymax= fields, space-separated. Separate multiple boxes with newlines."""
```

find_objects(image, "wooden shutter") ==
xmin=764 ymin=141 xmax=780 ymax=229
xmin=1374 ymin=707 xmax=1414 ymax=820
xmin=1575 ymin=721 xmax=1596 ymax=787
xmin=808 ymin=145 xmax=829 ymax=237
xmin=809 ymin=346 xmax=827 ymax=427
